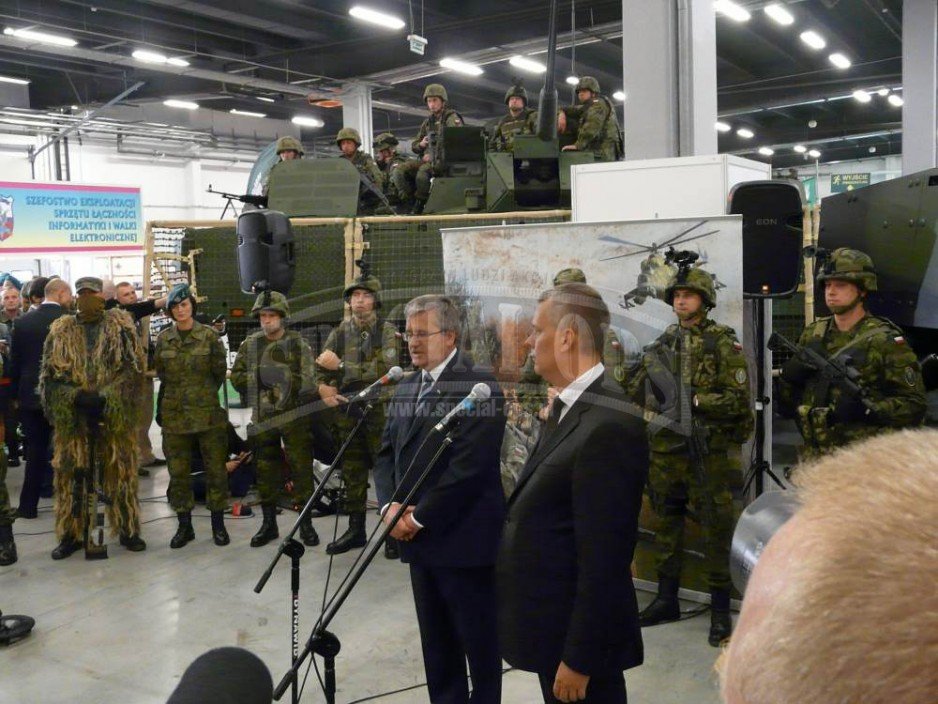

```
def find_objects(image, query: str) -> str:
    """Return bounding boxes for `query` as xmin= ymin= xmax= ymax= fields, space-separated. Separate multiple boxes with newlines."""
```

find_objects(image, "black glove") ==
xmin=781 ymin=356 xmax=816 ymax=385
xmin=830 ymin=391 xmax=870 ymax=424
xmin=75 ymin=390 xmax=106 ymax=417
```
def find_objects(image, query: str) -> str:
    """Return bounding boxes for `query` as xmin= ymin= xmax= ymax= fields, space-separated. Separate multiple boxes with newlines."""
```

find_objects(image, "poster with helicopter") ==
xmin=440 ymin=215 xmax=744 ymax=378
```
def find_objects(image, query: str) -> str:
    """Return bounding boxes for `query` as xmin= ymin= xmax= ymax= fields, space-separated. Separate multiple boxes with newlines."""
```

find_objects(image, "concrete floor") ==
xmin=1 ymin=416 xmax=725 ymax=704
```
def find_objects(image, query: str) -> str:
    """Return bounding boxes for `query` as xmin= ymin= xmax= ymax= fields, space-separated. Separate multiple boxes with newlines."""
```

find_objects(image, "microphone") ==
xmin=433 ymin=382 xmax=492 ymax=433
xmin=167 ymin=647 xmax=273 ymax=703
xmin=347 ymin=366 xmax=404 ymax=404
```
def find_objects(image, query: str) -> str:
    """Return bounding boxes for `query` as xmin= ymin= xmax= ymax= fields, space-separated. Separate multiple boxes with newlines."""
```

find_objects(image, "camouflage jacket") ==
xmin=575 ymin=96 xmax=622 ymax=161
xmin=377 ymin=153 xmax=408 ymax=193
xmin=230 ymin=329 xmax=318 ymax=423
xmin=411 ymin=108 xmax=464 ymax=167
xmin=317 ymin=316 xmax=401 ymax=395
xmin=623 ymin=317 xmax=753 ymax=453
xmin=490 ymin=108 xmax=537 ymax=152
xmin=154 ymin=321 xmax=227 ymax=434
xmin=345 ymin=151 xmax=384 ymax=188
xmin=780 ymin=314 xmax=926 ymax=457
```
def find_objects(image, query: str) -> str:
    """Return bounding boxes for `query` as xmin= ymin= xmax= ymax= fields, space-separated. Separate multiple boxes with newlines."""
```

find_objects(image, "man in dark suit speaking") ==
xmin=374 ymin=294 xmax=506 ymax=704
xmin=497 ymin=283 xmax=649 ymax=703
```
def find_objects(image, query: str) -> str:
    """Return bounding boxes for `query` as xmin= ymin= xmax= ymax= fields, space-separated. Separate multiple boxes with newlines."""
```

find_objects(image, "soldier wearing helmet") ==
xmin=261 ymin=136 xmax=305 ymax=198
xmin=373 ymin=133 xmax=407 ymax=208
xmin=230 ymin=290 xmax=321 ymax=549
xmin=779 ymin=247 xmax=925 ymax=459
xmin=560 ymin=76 xmax=623 ymax=162
xmin=315 ymin=271 xmax=401 ymax=556
xmin=395 ymin=83 xmax=464 ymax=214
xmin=489 ymin=83 xmax=537 ymax=152
xmin=622 ymin=262 xmax=752 ymax=648
xmin=335 ymin=127 xmax=385 ymax=214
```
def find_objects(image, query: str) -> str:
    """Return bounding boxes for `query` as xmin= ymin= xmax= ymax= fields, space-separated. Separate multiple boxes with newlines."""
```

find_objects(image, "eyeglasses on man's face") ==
xmin=403 ymin=330 xmax=445 ymax=343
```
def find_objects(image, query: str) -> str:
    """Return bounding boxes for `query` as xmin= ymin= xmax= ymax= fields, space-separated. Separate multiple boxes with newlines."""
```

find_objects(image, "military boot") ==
xmin=51 ymin=537 xmax=81 ymax=560
xmin=709 ymin=588 xmax=733 ymax=647
xmin=211 ymin=511 xmax=230 ymax=546
xmin=0 ymin=524 xmax=17 ymax=566
xmin=119 ymin=533 xmax=147 ymax=552
xmin=384 ymin=537 xmax=400 ymax=560
xmin=170 ymin=512 xmax=195 ymax=549
xmin=251 ymin=505 xmax=279 ymax=547
xmin=299 ymin=513 xmax=320 ymax=547
xmin=639 ymin=575 xmax=681 ymax=627
xmin=326 ymin=512 xmax=365 ymax=555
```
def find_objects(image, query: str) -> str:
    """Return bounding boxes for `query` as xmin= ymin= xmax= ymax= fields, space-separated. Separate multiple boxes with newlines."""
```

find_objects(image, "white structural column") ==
xmin=342 ymin=83 xmax=375 ymax=155
xmin=902 ymin=0 xmax=937 ymax=174
xmin=622 ymin=0 xmax=718 ymax=158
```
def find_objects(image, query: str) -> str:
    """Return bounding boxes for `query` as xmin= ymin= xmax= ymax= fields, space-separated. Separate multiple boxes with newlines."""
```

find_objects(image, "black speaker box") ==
xmin=236 ymin=210 xmax=295 ymax=295
xmin=729 ymin=179 xmax=805 ymax=298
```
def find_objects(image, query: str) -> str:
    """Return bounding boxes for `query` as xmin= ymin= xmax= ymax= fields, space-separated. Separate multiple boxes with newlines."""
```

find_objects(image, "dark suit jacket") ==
xmin=9 ymin=303 xmax=68 ymax=410
xmin=373 ymin=350 xmax=506 ymax=567
xmin=497 ymin=371 xmax=649 ymax=676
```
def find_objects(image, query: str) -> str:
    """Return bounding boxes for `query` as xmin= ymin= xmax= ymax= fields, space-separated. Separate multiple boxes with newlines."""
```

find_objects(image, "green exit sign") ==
xmin=831 ymin=173 xmax=871 ymax=193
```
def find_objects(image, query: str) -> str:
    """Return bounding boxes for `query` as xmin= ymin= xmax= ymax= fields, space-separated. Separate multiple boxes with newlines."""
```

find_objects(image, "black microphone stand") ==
xmin=254 ymin=397 xmax=378 ymax=704
xmin=272 ymin=427 xmax=457 ymax=702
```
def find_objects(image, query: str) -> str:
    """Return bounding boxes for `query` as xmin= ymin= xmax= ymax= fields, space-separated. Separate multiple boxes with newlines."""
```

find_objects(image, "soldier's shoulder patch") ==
xmin=905 ymin=366 xmax=917 ymax=387
xmin=733 ymin=341 xmax=743 ymax=351
xmin=894 ymin=336 xmax=906 ymax=345
xmin=735 ymin=368 xmax=747 ymax=385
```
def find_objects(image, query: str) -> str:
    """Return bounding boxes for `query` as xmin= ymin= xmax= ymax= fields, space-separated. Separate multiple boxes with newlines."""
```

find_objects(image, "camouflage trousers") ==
xmin=0 ymin=445 xmax=13 ymax=526
xmin=163 ymin=427 xmax=229 ymax=513
xmin=252 ymin=418 xmax=314 ymax=507
xmin=392 ymin=159 xmax=434 ymax=205
xmin=330 ymin=407 xmax=385 ymax=513
xmin=647 ymin=449 xmax=737 ymax=590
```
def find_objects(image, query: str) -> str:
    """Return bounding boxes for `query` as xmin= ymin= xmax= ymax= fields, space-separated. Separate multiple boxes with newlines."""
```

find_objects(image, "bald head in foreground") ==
xmin=718 ymin=429 xmax=938 ymax=704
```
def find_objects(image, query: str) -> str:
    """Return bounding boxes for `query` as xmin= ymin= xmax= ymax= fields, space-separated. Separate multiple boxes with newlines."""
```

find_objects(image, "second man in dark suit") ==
xmin=497 ymin=283 xmax=649 ymax=704
xmin=374 ymin=294 xmax=506 ymax=704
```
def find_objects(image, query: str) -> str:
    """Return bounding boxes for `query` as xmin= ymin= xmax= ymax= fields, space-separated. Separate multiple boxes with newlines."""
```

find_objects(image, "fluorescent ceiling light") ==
xmin=566 ymin=76 xmax=579 ymax=86
xmin=829 ymin=53 xmax=851 ymax=70
xmin=888 ymin=94 xmax=904 ymax=107
xmin=800 ymin=31 xmax=826 ymax=50
xmin=230 ymin=109 xmax=266 ymax=118
xmin=852 ymin=89 xmax=872 ymax=103
xmin=509 ymin=55 xmax=546 ymax=73
xmin=0 ymin=75 xmax=30 ymax=85
xmin=133 ymin=49 xmax=168 ymax=64
xmin=348 ymin=6 xmax=405 ymax=30
xmin=167 ymin=57 xmax=190 ymax=67
xmin=808 ymin=149 xmax=821 ymax=158
xmin=763 ymin=4 xmax=795 ymax=26
xmin=758 ymin=147 xmax=775 ymax=156
xmin=292 ymin=115 xmax=324 ymax=128
xmin=439 ymin=58 xmax=483 ymax=76
xmin=737 ymin=127 xmax=755 ymax=139
xmin=612 ymin=91 xmax=626 ymax=101
xmin=257 ymin=96 xmax=276 ymax=103
xmin=715 ymin=121 xmax=732 ymax=132
xmin=3 ymin=27 xmax=77 ymax=47
xmin=163 ymin=99 xmax=198 ymax=110
xmin=793 ymin=144 xmax=807 ymax=153
xmin=877 ymin=88 xmax=890 ymax=96
xmin=714 ymin=1 xmax=751 ymax=22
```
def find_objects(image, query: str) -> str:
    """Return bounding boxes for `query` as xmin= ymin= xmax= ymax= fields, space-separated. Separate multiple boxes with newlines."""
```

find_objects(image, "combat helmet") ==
xmin=576 ymin=76 xmax=601 ymax=94
xmin=276 ymin=136 xmax=304 ymax=156
xmin=423 ymin=83 xmax=448 ymax=102
xmin=374 ymin=132 xmax=398 ymax=150
xmin=335 ymin=127 xmax=362 ymax=147
xmin=553 ymin=268 xmax=587 ymax=285
xmin=665 ymin=267 xmax=716 ymax=309
xmin=815 ymin=247 xmax=877 ymax=291
xmin=343 ymin=275 xmax=383 ymax=308
xmin=252 ymin=290 xmax=290 ymax=318
xmin=504 ymin=84 xmax=528 ymax=105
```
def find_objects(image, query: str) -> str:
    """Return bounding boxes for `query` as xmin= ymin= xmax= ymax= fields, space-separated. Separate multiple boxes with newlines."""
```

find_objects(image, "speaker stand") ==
xmin=746 ymin=297 xmax=785 ymax=496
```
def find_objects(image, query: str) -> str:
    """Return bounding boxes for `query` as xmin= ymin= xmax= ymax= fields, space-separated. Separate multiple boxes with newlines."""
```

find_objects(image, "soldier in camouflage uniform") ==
xmin=336 ymin=127 xmax=386 ymax=214
xmin=560 ymin=76 xmax=622 ymax=162
xmin=622 ymin=266 xmax=752 ymax=647
xmin=779 ymin=248 xmax=925 ymax=459
xmin=0 ymin=355 xmax=16 ymax=566
xmin=489 ymin=84 xmax=537 ymax=152
xmin=393 ymin=83 xmax=464 ymax=214
xmin=230 ymin=291 xmax=320 ymax=548
xmin=261 ymin=136 xmax=304 ymax=197
xmin=374 ymin=133 xmax=408 ymax=208
xmin=155 ymin=284 xmax=230 ymax=548
xmin=316 ymin=274 xmax=401 ymax=556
